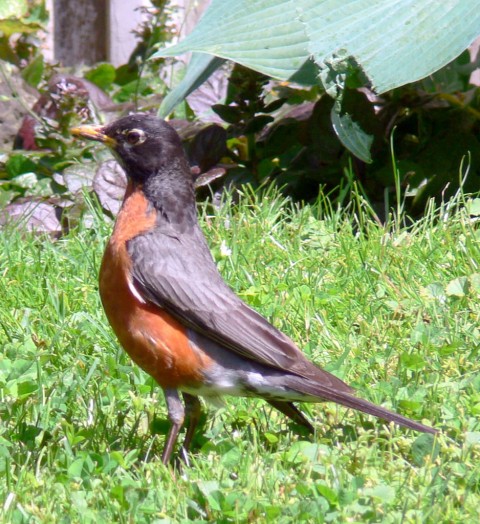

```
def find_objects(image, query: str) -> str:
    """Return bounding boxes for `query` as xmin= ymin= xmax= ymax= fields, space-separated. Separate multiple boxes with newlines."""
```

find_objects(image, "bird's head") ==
xmin=72 ymin=114 xmax=196 ymax=222
xmin=71 ymin=114 xmax=188 ymax=184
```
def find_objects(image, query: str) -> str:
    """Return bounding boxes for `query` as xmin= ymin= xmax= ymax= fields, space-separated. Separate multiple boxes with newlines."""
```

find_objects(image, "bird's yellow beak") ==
xmin=71 ymin=124 xmax=117 ymax=148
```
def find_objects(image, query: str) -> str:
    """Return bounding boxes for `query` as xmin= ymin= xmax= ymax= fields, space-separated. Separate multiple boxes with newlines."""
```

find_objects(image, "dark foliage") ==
xmin=1 ymin=3 xmax=479 ymax=235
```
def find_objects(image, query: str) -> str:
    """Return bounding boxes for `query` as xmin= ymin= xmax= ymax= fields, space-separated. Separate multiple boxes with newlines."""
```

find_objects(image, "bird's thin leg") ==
xmin=161 ymin=388 xmax=185 ymax=465
xmin=182 ymin=393 xmax=202 ymax=454
xmin=266 ymin=400 xmax=315 ymax=434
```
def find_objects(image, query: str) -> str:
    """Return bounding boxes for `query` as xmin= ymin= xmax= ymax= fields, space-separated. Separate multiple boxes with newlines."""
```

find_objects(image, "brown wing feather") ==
xmin=128 ymin=224 xmax=352 ymax=393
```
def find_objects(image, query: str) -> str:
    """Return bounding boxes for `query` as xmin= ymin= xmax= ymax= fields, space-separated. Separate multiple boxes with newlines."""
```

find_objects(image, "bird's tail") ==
xmin=284 ymin=376 xmax=437 ymax=434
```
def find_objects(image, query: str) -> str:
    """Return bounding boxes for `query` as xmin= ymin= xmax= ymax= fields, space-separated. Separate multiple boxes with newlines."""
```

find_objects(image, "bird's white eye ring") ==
xmin=125 ymin=128 xmax=146 ymax=145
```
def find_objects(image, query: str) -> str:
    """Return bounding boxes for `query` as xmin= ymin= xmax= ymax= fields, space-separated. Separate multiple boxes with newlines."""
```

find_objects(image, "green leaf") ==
xmin=0 ymin=0 xmax=28 ymax=20
xmin=152 ymin=2 xmax=310 ymax=81
xmin=21 ymin=55 xmax=44 ymax=87
xmin=263 ymin=98 xmax=287 ymax=113
xmin=196 ymin=480 xmax=222 ymax=511
xmin=300 ymin=0 xmax=480 ymax=93
xmin=316 ymin=483 xmax=338 ymax=505
xmin=445 ymin=276 xmax=469 ymax=297
xmin=285 ymin=441 xmax=323 ymax=463
xmin=244 ymin=114 xmax=274 ymax=134
xmin=0 ymin=18 xmax=41 ymax=36
xmin=5 ymin=154 xmax=38 ymax=177
xmin=411 ymin=433 xmax=439 ymax=466
xmin=331 ymin=108 xmax=373 ymax=163
xmin=422 ymin=282 xmax=446 ymax=300
xmin=17 ymin=380 xmax=38 ymax=398
xmin=212 ymin=103 xmax=242 ymax=124
xmin=85 ymin=63 xmax=116 ymax=90
xmin=466 ymin=198 xmax=480 ymax=216
xmin=67 ymin=458 xmax=85 ymax=479
xmin=398 ymin=399 xmax=422 ymax=411
xmin=263 ymin=432 xmax=279 ymax=444
xmin=465 ymin=432 xmax=480 ymax=447
xmin=400 ymin=353 xmax=426 ymax=371
xmin=363 ymin=484 xmax=395 ymax=503
xmin=220 ymin=446 xmax=242 ymax=468
xmin=11 ymin=172 xmax=38 ymax=189
xmin=470 ymin=273 xmax=480 ymax=293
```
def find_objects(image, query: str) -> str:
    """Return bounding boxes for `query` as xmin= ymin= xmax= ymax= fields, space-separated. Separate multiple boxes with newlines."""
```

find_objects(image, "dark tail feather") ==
xmin=286 ymin=377 xmax=438 ymax=434
xmin=266 ymin=400 xmax=314 ymax=434
xmin=329 ymin=390 xmax=437 ymax=434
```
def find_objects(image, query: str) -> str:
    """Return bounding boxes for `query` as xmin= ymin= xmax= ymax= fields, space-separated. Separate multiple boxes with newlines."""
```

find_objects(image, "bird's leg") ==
xmin=266 ymin=400 xmax=315 ymax=434
xmin=161 ymin=388 xmax=185 ymax=465
xmin=182 ymin=393 xmax=202 ymax=454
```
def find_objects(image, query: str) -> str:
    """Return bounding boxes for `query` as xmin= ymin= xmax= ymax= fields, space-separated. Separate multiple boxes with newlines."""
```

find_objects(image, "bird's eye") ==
xmin=125 ymin=129 xmax=145 ymax=145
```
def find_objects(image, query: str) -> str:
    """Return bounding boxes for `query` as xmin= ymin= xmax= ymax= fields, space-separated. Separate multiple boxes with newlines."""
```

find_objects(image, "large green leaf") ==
xmin=299 ymin=0 xmax=480 ymax=93
xmin=153 ymin=0 xmax=480 ymax=94
xmin=152 ymin=0 xmax=312 ymax=82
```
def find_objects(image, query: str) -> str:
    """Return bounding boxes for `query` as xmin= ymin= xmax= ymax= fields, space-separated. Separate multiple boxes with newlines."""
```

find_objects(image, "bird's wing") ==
xmin=128 ymin=226 xmax=351 ymax=391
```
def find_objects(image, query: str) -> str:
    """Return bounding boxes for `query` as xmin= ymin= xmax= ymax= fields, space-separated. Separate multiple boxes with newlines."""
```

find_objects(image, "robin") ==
xmin=71 ymin=114 xmax=437 ymax=464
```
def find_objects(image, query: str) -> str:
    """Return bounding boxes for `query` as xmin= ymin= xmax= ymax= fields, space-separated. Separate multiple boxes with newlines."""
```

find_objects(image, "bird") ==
xmin=71 ymin=114 xmax=437 ymax=464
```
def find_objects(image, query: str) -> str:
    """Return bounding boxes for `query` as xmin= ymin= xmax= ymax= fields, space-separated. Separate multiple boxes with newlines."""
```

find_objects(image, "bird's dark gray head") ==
xmin=72 ymin=113 xmax=188 ymax=183
xmin=72 ymin=113 xmax=195 ymax=223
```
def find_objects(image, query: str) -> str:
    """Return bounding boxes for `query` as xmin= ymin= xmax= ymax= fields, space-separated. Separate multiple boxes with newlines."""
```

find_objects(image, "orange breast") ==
xmin=99 ymin=182 xmax=211 ymax=389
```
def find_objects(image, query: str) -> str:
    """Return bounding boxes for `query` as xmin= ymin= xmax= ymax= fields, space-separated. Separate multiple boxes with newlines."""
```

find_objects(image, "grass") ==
xmin=1 ymin=186 xmax=479 ymax=523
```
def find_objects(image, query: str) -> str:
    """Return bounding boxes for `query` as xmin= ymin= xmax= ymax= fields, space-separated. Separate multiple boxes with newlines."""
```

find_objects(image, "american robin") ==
xmin=71 ymin=114 xmax=437 ymax=464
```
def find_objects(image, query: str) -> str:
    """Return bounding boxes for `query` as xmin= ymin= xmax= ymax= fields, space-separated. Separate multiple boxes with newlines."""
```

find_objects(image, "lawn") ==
xmin=1 ymin=188 xmax=479 ymax=523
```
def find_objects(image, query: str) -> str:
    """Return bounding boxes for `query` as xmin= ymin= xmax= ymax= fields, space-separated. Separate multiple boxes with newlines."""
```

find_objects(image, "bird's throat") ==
xmin=141 ymin=163 xmax=197 ymax=229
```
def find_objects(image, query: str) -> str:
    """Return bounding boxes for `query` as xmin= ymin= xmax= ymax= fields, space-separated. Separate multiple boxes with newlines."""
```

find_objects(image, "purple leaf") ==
xmin=0 ymin=200 xmax=61 ymax=237
xmin=93 ymin=160 xmax=127 ymax=215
